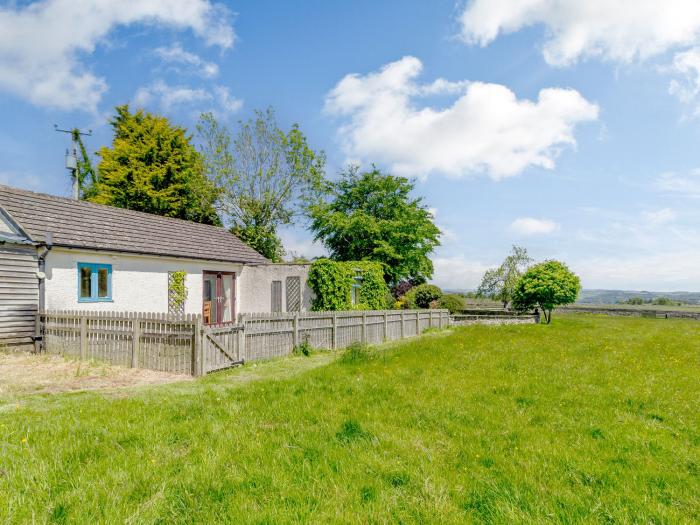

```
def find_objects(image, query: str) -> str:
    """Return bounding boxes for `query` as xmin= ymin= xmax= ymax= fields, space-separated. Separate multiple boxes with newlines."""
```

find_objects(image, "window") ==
xmin=271 ymin=280 xmax=282 ymax=312
xmin=77 ymin=263 xmax=112 ymax=302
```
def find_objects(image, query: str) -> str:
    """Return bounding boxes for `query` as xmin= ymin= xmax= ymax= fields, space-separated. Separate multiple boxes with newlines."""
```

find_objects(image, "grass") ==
xmin=2 ymin=315 xmax=699 ymax=523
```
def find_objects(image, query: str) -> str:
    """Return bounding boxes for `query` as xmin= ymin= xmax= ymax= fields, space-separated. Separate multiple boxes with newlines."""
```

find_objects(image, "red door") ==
xmin=203 ymin=272 xmax=235 ymax=325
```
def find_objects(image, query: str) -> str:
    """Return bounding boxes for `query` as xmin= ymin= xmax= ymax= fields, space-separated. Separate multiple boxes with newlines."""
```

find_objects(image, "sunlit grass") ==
xmin=1 ymin=315 xmax=699 ymax=523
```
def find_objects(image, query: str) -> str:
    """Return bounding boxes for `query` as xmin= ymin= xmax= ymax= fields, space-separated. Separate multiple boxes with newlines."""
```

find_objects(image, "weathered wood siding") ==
xmin=0 ymin=244 xmax=38 ymax=346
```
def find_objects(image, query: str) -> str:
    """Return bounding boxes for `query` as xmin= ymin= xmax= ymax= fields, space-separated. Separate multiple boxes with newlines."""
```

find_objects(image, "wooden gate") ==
xmin=202 ymin=323 xmax=245 ymax=373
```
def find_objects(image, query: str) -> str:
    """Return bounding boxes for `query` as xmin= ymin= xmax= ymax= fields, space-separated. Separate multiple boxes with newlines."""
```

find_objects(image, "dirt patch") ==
xmin=0 ymin=352 xmax=191 ymax=397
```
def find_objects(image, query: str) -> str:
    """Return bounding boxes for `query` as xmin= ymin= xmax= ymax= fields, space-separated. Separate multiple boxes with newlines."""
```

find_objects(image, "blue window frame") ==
xmin=77 ymin=263 xmax=112 ymax=302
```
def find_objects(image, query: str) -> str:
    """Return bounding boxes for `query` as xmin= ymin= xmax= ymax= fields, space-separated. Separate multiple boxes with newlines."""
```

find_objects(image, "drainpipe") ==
xmin=37 ymin=232 xmax=53 ymax=311
xmin=34 ymin=232 xmax=53 ymax=351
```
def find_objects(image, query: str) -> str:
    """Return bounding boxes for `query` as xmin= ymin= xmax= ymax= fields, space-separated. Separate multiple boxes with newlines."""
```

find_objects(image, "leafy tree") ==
xmin=231 ymin=224 xmax=283 ymax=262
xmin=309 ymin=166 xmax=441 ymax=284
xmin=87 ymin=105 xmax=220 ymax=225
xmin=477 ymin=245 xmax=533 ymax=308
xmin=512 ymin=260 xmax=581 ymax=323
xmin=197 ymin=108 xmax=325 ymax=261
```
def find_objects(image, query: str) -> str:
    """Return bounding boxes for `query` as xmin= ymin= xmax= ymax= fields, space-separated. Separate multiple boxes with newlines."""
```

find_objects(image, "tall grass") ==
xmin=1 ymin=315 xmax=699 ymax=523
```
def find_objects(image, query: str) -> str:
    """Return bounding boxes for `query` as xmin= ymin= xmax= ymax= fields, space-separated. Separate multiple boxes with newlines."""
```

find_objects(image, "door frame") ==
xmin=202 ymin=271 xmax=236 ymax=325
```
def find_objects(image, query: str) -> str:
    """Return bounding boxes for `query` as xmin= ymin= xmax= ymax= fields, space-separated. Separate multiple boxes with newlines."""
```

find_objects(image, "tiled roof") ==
xmin=0 ymin=185 xmax=269 ymax=265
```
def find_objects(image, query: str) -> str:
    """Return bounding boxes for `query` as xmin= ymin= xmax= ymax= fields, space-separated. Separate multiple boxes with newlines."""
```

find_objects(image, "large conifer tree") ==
xmin=87 ymin=105 xmax=220 ymax=225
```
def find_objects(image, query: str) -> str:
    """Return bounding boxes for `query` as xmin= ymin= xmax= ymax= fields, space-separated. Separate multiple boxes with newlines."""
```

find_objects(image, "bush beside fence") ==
xmin=38 ymin=309 xmax=451 ymax=376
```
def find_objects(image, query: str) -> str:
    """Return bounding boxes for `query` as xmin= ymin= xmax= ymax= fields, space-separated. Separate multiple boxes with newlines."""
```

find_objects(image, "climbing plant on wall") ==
xmin=168 ymin=271 xmax=188 ymax=315
xmin=307 ymin=259 xmax=388 ymax=311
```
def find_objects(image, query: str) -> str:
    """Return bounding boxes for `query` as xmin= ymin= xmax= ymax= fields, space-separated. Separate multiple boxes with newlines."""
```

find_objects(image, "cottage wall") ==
xmin=43 ymin=248 xmax=313 ymax=316
xmin=237 ymin=264 xmax=314 ymax=313
xmin=44 ymin=248 xmax=242 ymax=315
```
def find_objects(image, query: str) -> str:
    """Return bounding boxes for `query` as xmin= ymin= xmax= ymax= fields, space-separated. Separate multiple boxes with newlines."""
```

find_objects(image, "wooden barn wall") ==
xmin=0 ymin=244 xmax=38 ymax=346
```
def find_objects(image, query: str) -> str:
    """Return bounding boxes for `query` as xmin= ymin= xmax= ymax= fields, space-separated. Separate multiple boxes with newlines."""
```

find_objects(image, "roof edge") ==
xmin=50 ymin=243 xmax=266 ymax=265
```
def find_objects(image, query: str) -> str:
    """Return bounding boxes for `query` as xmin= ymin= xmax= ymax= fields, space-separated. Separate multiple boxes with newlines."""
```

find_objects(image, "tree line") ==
xmin=76 ymin=105 xmax=441 ymax=287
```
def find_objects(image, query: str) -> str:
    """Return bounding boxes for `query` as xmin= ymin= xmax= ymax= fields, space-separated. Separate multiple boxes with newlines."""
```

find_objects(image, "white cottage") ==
xmin=0 ymin=184 xmax=313 ymax=348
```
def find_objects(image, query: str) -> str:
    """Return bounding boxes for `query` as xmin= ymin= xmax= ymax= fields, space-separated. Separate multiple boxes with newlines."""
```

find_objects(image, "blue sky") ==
xmin=2 ymin=0 xmax=700 ymax=291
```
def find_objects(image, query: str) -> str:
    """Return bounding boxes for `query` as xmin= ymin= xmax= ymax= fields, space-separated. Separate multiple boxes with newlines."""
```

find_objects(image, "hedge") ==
xmin=308 ymin=259 xmax=388 ymax=311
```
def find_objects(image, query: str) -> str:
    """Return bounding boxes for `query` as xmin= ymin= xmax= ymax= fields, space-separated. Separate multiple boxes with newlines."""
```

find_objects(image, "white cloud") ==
xmin=431 ymin=256 xmax=491 ymax=290
xmin=213 ymin=86 xmax=244 ymax=114
xmin=574 ymin=251 xmax=700 ymax=291
xmin=459 ymin=0 xmax=700 ymax=66
xmin=325 ymin=56 xmax=598 ymax=180
xmin=642 ymin=208 xmax=677 ymax=225
xmin=134 ymin=81 xmax=210 ymax=111
xmin=154 ymin=43 xmax=219 ymax=78
xmin=134 ymin=81 xmax=242 ymax=115
xmin=656 ymin=169 xmax=700 ymax=197
xmin=509 ymin=217 xmax=560 ymax=235
xmin=0 ymin=0 xmax=233 ymax=112
xmin=668 ymin=47 xmax=700 ymax=113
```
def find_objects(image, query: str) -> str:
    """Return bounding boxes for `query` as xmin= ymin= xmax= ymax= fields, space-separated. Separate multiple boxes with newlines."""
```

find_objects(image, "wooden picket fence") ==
xmin=38 ymin=309 xmax=450 ymax=376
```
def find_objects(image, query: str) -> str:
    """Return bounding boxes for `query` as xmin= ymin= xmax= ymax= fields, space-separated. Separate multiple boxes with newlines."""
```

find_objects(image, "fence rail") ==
xmin=38 ymin=309 xmax=451 ymax=376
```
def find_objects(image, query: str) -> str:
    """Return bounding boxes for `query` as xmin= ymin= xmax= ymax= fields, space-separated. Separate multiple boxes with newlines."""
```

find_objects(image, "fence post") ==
xmin=131 ymin=319 xmax=141 ymax=368
xmin=79 ymin=315 xmax=87 ymax=360
xmin=292 ymin=313 xmax=299 ymax=348
xmin=361 ymin=312 xmax=367 ymax=344
xmin=332 ymin=313 xmax=337 ymax=350
xmin=438 ymin=310 xmax=443 ymax=329
xmin=34 ymin=312 xmax=42 ymax=353
xmin=400 ymin=311 xmax=405 ymax=339
xmin=416 ymin=312 xmax=420 ymax=335
xmin=193 ymin=316 xmax=203 ymax=376
xmin=383 ymin=311 xmax=388 ymax=341
xmin=237 ymin=324 xmax=246 ymax=362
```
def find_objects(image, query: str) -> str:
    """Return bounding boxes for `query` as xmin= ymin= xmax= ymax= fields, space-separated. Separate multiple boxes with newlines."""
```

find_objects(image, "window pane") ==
xmin=203 ymin=275 xmax=217 ymax=324
xmin=80 ymin=267 xmax=92 ymax=298
xmin=98 ymin=268 xmax=109 ymax=298
xmin=222 ymin=275 xmax=233 ymax=322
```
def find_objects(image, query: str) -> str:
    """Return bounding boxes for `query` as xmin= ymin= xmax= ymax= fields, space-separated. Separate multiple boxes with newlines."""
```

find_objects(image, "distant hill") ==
xmin=578 ymin=289 xmax=700 ymax=305
xmin=440 ymin=288 xmax=700 ymax=305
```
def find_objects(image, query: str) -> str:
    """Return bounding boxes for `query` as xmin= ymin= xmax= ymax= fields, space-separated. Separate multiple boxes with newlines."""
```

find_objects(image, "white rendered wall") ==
xmin=238 ymin=264 xmax=314 ymax=313
xmin=44 ymin=248 xmax=242 ymax=314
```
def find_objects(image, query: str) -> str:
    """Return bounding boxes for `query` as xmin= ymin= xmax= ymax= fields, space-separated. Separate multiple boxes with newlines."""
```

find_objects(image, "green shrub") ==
xmin=308 ymin=259 xmax=388 ymax=311
xmin=437 ymin=294 xmax=465 ymax=314
xmin=404 ymin=284 xmax=443 ymax=309
xmin=292 ymin=335 xmax=313 ymax=357
xmin=339 ymin=342 xmax=376 ymax=363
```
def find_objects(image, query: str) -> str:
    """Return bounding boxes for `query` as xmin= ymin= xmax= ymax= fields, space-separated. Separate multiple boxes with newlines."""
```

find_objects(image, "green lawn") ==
xmin=2 ymin=315 xmax=699 ymax=523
